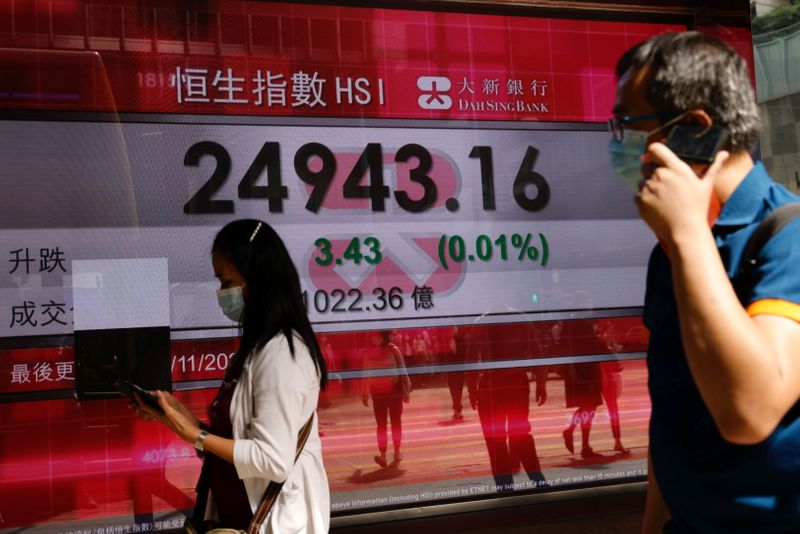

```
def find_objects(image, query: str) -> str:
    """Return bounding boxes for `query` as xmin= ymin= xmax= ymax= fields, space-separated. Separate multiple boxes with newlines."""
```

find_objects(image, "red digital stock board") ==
xmin=0 ymin=1 xmax=752 ymax=532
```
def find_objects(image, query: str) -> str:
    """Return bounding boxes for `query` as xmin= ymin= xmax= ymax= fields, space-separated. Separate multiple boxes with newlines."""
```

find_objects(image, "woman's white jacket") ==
xmin=204 ymin=332 xmax=330 ymax=533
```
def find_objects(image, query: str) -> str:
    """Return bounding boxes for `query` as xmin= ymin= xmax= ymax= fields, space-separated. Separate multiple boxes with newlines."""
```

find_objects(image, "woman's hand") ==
xmin=155 ymin=391 xmax=204 ymax=443
xmin=362 ymin=394 xmax=370 ymax=407
xmin=129 ymin=396 xmax=159 ymax=423
xmin=134 ymin=390 xmax=203 ymax=444
xmin=156 ymin=391 xmax=199 ymax=425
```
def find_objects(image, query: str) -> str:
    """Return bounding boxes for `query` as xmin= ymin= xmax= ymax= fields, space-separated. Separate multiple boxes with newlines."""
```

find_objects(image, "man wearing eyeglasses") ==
xmin=609 ymin=32 xmax=800 ymax=533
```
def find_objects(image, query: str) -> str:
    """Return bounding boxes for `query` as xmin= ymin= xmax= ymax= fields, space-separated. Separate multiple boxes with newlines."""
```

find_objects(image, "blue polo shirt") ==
xmin=643 ymin=162 xmax=800 ymax=533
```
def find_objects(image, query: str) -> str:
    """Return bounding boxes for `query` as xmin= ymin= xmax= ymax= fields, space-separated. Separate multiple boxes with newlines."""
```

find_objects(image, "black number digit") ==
xmin=295 ymin=143 xmax=337 ymax=213
xmin=513 ymin=146 xmax=550 ymax=212
xmin=373 ymin=287 xmax=387 ymax=311
xmin=343 ymin=143 xmax=390 ymax=211
xmin=314 ymin=290 xmax=330 ymax=313
xmin=388 ymin=287 xmax=404 ymax=310
xmin=347 ymin=289 xmax=363 ymax=311
xmin=394 ymin=144 xmax=438 ymax=213
xmin=183 ymin=141 xmax=234 ymax=214
xmin=331 ymin=289 xmax=347 ymax=312
xmin=469 ymin=146 xmax=496 ymax=211
xmin=238 ymin=142 xmax=287 ymax=213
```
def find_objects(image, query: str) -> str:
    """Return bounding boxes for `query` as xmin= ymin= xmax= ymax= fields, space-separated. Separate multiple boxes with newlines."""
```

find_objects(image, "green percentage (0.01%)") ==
xmin=437 ymin=232 xmax=549 ymax=270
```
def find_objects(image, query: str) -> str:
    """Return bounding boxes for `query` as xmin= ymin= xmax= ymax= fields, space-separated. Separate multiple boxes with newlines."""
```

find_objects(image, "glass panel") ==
xmin=0 ymin=1 xmax=705 ymax=531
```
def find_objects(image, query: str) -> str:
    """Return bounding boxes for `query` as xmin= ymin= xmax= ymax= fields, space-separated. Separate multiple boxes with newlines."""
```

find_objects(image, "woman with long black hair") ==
xmin=134 ymin=219 xmax=329 ymax=533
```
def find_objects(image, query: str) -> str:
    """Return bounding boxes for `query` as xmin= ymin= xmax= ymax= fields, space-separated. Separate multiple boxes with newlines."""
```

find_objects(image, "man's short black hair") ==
xmin=616 ymin=31 xmax=761 ymax=153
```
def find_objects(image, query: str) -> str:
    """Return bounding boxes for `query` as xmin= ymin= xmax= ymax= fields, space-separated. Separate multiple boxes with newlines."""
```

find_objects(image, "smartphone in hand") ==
xmin=119 ymin=380 xmax=164 ymax=414
xmin=666 ymin=124 xmax=730 ymax=163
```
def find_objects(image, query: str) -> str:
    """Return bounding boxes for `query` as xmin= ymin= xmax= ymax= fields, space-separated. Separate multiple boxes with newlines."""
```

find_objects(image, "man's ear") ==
xmin=685 ymin=109 xmax=713 ymax=128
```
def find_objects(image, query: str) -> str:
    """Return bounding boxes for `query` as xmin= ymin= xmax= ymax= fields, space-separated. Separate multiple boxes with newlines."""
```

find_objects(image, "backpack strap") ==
xmin=735 ymin=203 xmax=800 ymax=302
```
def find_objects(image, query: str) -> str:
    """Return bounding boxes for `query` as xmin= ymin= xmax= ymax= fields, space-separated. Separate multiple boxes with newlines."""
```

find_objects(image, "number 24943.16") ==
xmin=183 ymin=142 xmax=550 ymax=214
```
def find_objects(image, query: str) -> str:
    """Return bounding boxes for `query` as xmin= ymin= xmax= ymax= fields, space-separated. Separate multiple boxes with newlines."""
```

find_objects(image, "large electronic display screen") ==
xmin=0 ymin=1 xmax=756 ymax=532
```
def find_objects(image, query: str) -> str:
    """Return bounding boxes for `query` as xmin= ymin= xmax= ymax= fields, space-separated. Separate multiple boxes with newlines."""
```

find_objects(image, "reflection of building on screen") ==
xmin=0 ymin=48 xmax=138 ymax=230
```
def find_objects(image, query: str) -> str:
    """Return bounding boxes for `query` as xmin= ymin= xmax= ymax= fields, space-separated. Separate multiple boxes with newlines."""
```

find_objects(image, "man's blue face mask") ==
xmin=609 ymin=129 xmax=650 ymax=194
xmin=608 ymin=112 xmax=685 ymax=193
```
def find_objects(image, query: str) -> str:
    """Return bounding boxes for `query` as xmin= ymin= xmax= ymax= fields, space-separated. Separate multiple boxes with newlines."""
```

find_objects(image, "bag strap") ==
xmin=388 ymin=344 xmax=405 ymax=369
xmin=388 ymin=344 xmax=411 ymax=377
xmin=190 ymin=451 xmax=213 ymax=524
xmin=246 ymin=413 xmax=316 ymax=534
xmin=734 ymin=203 xmax=800 ymax=301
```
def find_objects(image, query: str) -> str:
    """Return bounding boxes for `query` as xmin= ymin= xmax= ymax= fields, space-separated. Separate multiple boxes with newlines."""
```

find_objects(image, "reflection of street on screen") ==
xmin=321 ymin=359 xmax=650 ymax=511
xmin=0 ymin=318 xmax=649 ymax=529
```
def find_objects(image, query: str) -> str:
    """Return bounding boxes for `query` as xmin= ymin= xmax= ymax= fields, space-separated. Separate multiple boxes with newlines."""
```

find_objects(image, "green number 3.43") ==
xmin=313 ymin=236 xmax=382 ymax=266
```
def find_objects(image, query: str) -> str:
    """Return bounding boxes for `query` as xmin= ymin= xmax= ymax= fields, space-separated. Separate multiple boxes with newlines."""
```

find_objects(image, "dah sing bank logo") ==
xmin=417 ymin=74 xmax=551 ymax=113
xmin=417 ymin=76 xmax=453 ymax=110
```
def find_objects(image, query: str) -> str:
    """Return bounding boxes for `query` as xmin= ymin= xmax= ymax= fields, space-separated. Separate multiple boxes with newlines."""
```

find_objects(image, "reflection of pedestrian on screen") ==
xmin=447 ymin=326 xmax=466 ymax=421
xmin=561 ymin=361 xmax=603 ymax=458
xmin=559 ymin=313 xmax=606 ymax=459
xmin=468 ymin=325 xmax=548 ymax=491
xmin=361 ymin=331 xmax=412 ymax=468
xmin=317 ymin=334 xmax=337 ymax=409
xmin=601 ymin=360 xmax=630 ymax=454
xmin=594 ymin=320 xmax=630 ymax=453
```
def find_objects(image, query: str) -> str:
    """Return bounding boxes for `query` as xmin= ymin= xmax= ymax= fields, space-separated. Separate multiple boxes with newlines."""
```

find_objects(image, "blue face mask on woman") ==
xmin=217 ymin=284 xmax=245 ymax=321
